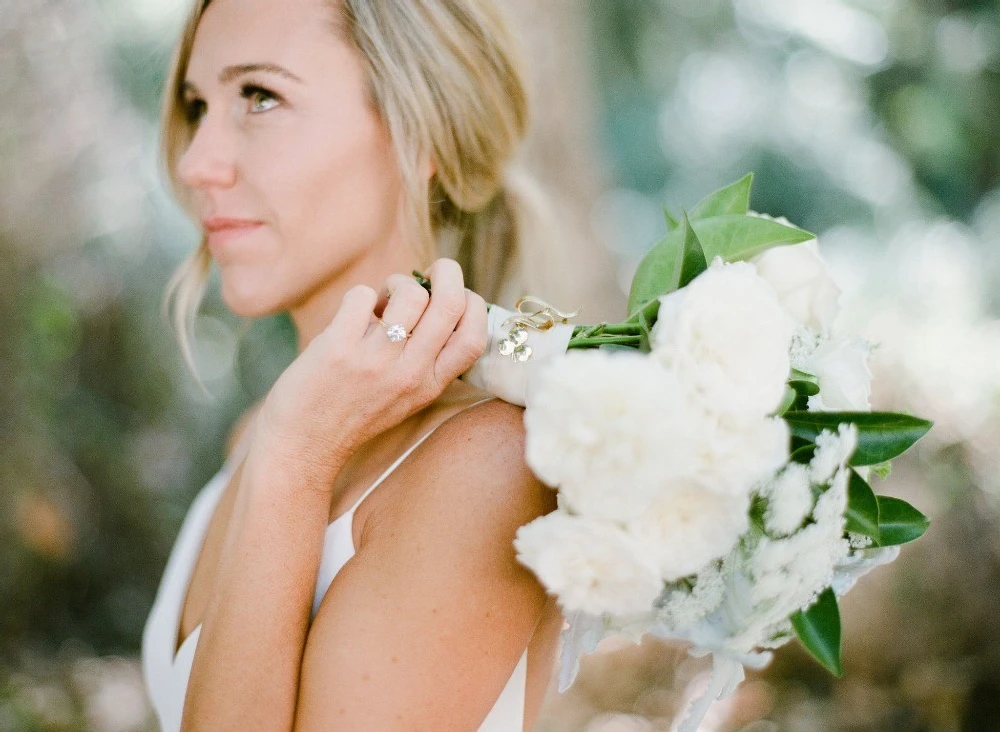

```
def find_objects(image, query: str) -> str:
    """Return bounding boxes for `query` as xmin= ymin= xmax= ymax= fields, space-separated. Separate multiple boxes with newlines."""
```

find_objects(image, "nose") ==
xmin=177 ymin=114 xmax=238 ymax=192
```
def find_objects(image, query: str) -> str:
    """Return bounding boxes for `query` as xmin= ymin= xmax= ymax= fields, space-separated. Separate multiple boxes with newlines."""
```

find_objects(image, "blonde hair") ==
xmin=161 ymin=0 xmax=535 ymax=368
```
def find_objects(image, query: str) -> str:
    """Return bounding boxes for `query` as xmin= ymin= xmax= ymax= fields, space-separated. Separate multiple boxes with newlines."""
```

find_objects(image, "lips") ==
xmin=203 ymin=217 xmax=264 ymax=251
xmin=202 ymin=217 xmax=264 ymax=232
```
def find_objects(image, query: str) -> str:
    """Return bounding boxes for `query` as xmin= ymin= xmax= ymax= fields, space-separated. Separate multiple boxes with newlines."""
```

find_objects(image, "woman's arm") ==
xmin=294 ymin=399 xmax=558 ymax=731
xmin=180 ymin=260 xmax=489 ymax=730
xmin=182 ymin=444 xmax=344 ymax=731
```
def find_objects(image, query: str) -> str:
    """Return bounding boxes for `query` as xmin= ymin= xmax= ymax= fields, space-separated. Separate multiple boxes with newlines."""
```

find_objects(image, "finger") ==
xmin=434 ymin=289 xmax=488 ymax=386
xmin=407 ymin=258 xmax=467 ymax=361
xmin=377 ymin=276 xmax=430 ymax=340
xmin=373 ymin=273 xmax=420 ymax=318
xmin=324 ymin=284 xmax=379 ymax=342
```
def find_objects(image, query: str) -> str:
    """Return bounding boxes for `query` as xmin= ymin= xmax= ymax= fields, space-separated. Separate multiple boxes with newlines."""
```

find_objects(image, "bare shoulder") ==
xmin=365 ymin=396 xmax=556 ymax=546
xmin=296 ymin=396 xmax=559 ymax=729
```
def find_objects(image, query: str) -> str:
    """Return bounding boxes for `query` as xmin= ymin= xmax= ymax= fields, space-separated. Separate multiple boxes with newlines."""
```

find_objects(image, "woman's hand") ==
xmin=254 ymin=258 xmax=488 ymax=485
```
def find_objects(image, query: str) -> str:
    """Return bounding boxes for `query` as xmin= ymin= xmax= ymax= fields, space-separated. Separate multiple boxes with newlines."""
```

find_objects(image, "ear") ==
xmin=422 ymin=155 xmax=436 ymax=182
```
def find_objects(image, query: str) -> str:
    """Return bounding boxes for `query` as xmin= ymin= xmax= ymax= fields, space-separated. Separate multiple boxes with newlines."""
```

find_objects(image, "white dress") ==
xmin=142 ymin=399 xmax=527 ymax=731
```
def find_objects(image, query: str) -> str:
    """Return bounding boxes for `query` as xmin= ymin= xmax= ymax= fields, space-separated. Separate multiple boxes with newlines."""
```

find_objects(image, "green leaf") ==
xmin=598 ymin=344 xmax=635 ymax=354
xmin=627 ymin=228 xmax=683 ymax=317
xmin=789 ymin=380 xmax=821 ymax=398
xmin=782 ymin=411 xmax=933 ymax=466
xmin=626 ymin=214 xmax=708 ymax=317
xmin=689 ymin=173 xmax=754 ymax=220
xmin=790 ymin=443 xmax=816 ymax=465
xmin=791 ymin=368 xmax=819 ymax=384
xmin=690 ymin=215 xmax=814 ymax=263
xmin=846 ymin=470 xmax=880 ymax=541
xmin=675 ymin=211 xmax=709 ymax=290
xmin=774 ymin=385 xmax=797 ymax=417
xmin=788 ymin=379 xmax=821 ymax=411
xmin=664 ymin=208 xmax=679 ymax=231
xmin=876 ymin=496 xmax=929 ymax=545
xmin=791 ymin=587 xmax=843 ymax=676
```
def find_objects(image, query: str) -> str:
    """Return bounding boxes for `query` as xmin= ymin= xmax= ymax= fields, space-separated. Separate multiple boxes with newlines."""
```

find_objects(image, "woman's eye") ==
xmin=184 ymin=98 xmax=206 ymax=124
xmin=241 ymin=85 xmax=280 ymax=113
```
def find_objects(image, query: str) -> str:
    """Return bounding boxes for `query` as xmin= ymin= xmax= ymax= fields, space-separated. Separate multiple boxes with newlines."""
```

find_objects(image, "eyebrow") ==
xmin=182 ymin=63 xmax=304 ymax=95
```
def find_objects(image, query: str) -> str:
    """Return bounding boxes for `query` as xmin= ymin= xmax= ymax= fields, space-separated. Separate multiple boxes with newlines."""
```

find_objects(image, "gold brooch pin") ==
xmin=497 ymin=297 xmax=580 ymax=363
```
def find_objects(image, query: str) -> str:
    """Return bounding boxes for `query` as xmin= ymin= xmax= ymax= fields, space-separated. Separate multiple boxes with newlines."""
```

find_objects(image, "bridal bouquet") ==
xmin=451 ymin=174 xmax=932 ymax=730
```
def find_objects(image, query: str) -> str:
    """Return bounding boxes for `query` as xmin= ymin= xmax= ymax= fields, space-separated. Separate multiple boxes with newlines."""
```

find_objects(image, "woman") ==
xmin=141 ymin=0 xmax=564 ymax=729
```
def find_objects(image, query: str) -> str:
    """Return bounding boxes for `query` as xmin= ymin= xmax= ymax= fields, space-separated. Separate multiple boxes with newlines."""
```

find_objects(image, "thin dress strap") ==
xmin=342 ymin=396 xmax=497 ymax=518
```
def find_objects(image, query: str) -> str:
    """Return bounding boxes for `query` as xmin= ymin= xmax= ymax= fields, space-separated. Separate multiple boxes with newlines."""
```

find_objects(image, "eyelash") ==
xmin=183 ymin=84 xmax=281 ymax=124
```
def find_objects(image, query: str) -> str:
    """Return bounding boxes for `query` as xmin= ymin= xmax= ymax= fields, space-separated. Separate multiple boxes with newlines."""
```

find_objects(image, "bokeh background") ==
xmin=2 ymin=0 xmax=999 ymax=730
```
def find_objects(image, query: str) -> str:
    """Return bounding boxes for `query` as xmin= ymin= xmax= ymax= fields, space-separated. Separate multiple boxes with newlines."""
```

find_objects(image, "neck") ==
xmin=289 ymin=245 xmax=425 ymax=354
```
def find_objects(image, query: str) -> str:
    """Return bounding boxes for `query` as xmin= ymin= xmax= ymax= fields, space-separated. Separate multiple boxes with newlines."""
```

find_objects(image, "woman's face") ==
xmin=179 ymin=0 xmax=407 ymax=318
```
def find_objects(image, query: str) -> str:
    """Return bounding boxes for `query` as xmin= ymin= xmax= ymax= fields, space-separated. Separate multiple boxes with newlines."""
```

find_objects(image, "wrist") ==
xmin=253 ymin=403 xmax=354 ymax=486
xmin=244 ymin=428 xmax=349 ymax=497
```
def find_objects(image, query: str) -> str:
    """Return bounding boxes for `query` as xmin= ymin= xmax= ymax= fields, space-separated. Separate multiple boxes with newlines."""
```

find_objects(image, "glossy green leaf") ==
xmin=791 ymin=587 xmax=843 ymax=676
xmin=675 ymin=211 xmax=709 ymax=290
xmin=846 ymin=470 xmax=880 ymax=541
xmin=628 ymin=228 xmax=683 ymax=317
xmin=774 ymin=385 xmax=797 ymax=417
xmin=790 ymin=443 xmax=816 ymax=465
xmin=788 ymin=379 xmax=820 ymax=411
xmin=690 ymin=215 xmax=814 ymax=262
xmin=626 ymin=214 xmax=708 ymax=317
xmin=876 ymin=496 xmax=930 ymax=545
xmin=689 ymin=173 xmax=754 ymax=220
xmin=789 ymin=380 xmax=821 ymax=397
xmin=791 ymin=368 xmax=819 ymax=384
xmin=783 ymin=411 xmax=933 ymax=466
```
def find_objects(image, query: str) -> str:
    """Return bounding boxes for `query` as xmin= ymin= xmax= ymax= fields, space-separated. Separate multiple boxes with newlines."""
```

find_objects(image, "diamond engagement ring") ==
xmin=378 ymin=318 xmax=411 ymax=343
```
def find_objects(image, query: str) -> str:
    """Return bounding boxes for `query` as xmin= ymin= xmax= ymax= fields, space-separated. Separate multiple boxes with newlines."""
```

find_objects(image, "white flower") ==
xmin=751 ymin=239 xmax=842 ymax=334
xmin=651 ymin=259 xmax=795 ymax=418
xmin=848 ymin=532 xmax=874 ymax=550
xmin=803 ymin=336 xmax=873 ymax=412
xmin=809 ymin=424 xmax=859 ymax=485
xmin=721 ymin=461 xmax=851 ymax=654
xmin=657 ymin=563 xmax=727 ymax=630
xmin=514 ymin=511 xmax=663 ymax=616
xmin=761 ymin=463 xmax=814 ymax=537
xmin=627 ymin=488 xmax=750 ymax=582
xmin=749 ymin=522 xmax=849 ymax=621
xmin=691 ymin=414 xmax=791 ymax=496
xmin=813 ymin=467 xmax=849 ymax=525
xmin=524 ymin=350 xmax=700 ymax=522
xmin=789 ymin=327 xmax=822 ymax=371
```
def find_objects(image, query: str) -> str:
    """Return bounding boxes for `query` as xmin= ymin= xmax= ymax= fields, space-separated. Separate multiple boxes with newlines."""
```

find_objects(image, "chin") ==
xmin=220 ymin=279 xmax=286 ymax=319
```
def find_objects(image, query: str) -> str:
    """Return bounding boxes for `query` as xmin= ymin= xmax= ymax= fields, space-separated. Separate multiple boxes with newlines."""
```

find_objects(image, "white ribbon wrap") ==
xmin=461 ymin=304 xmax=576 ymax=408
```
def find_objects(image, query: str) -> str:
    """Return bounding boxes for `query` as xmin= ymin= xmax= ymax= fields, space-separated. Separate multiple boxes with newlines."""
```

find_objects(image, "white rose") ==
xmin=524 ymin=350 xmax=700 ymax=522
xmin=514 ymin=511 xmax=663 ymax=616
xmin=751 ymin=239 xmax=842 ymax=334
xmin=651 ymin=259 xmax=795 ymax=418
xmin=803 ymin=337 xmax=873 ymax=412
xmin=627 ymin=488 xmax=750 ymax=582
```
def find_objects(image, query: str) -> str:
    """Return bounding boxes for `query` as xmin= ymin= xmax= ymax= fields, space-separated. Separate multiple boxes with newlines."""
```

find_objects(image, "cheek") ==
xmin=270 ymin=114 xmax=405 ymax=267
